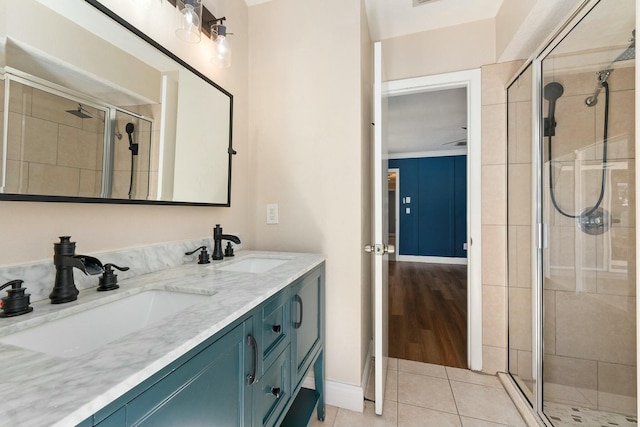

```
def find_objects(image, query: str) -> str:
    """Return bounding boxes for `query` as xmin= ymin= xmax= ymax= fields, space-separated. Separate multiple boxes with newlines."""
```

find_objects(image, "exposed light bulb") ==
xmin=211 ymin=23 xmax=231 ymax=68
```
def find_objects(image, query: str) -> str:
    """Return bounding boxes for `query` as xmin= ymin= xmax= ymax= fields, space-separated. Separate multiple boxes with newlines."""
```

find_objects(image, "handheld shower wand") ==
xmin=543 ymin=82 xmax=564 ymax=137
xmin=125 ymin=123 xmax=138 ymax=155
xmin=125 ymin=123 xmax=138 ymax=199
xmin=545 ymin=80 xmax=610 ymax=232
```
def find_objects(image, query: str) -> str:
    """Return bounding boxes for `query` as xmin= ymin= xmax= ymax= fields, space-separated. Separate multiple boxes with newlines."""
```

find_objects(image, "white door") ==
xmin=367 ymin=41 xmax=393 ymax=416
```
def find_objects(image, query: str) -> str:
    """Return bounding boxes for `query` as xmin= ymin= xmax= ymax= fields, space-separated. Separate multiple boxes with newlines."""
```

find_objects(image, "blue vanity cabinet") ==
xmin=280 ymin=264 xmax=325 ymax=427
xmin=81 ymin=262 xmax=325 ymax=427
xmin=92 ymin=318 xmax=254 ymax=427
xmin=253 ymin=344 xmax=292 ymax=427
xmin=291 ymin=266 xmax=323 ymax=387
xmin=258 ymin=288 xmax=290 ymax=375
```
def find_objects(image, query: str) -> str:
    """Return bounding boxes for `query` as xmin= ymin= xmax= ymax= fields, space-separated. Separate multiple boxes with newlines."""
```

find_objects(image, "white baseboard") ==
xmin=395 ymin=255 xmax=468 ymax=265
xmin=301 ymin=377 xmax=364 ymax=413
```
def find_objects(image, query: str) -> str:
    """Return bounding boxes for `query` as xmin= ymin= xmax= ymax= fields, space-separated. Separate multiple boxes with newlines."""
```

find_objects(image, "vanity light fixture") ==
xmin=211 ymin=18 xmax=231 ymax=68
xmin=175 ymin=0 xmax=203 ymax=43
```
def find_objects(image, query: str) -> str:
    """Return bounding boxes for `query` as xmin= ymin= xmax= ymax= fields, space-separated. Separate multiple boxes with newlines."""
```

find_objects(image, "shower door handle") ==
xmin=536 ymin=223 xmax=548 ymax=249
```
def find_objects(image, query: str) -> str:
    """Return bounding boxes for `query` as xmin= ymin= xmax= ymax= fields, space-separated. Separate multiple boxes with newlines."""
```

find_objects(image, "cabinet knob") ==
xmin=272 ymin=324 xmax=282 ymax=333
xmin=270 ymin=387 xmax=282 ymax=398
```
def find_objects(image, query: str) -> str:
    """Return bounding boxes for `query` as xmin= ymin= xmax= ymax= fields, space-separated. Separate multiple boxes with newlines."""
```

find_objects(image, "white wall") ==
xmin=382 ymin=18 xmax=496 ymax=81
xmin=0 ymin=0 xmax=250 ymax=264
xmin=359 ymin=0 xmax=373 ymax=390
xmin=248 ymin=0 xmax=370 ymax=388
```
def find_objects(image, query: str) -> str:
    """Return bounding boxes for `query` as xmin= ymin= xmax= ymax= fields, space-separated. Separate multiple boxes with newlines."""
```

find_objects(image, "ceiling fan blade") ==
xmin=442 ymin=138 xmax=467 ymax=146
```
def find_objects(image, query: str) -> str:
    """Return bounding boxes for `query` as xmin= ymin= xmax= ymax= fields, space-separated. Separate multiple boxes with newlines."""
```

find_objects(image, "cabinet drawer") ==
xmin=260 ymin=289 xmax=289 ymax=372
xmin=254 ymin=344 xmax=291 ymax=427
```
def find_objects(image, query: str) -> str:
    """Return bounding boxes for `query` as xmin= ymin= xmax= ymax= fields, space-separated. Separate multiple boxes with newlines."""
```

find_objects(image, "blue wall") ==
xmin=389 ymin=155 xmax=467 ymax=258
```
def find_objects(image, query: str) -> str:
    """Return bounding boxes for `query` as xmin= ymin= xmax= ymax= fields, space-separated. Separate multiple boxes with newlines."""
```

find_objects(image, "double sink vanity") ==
xmin=0 ymin=246 xmax=325 ymax=427
xmin=1 ymin=1 xmax=327 ymax=425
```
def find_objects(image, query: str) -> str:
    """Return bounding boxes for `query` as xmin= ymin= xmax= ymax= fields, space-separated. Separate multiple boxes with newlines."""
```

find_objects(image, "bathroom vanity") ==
xmin=0 ymin=249 xmax=325 ymax=427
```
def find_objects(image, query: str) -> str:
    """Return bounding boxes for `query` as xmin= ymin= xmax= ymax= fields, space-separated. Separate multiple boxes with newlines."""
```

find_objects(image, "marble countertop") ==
xmin=0 ymin=251 xmax=325 ymax=427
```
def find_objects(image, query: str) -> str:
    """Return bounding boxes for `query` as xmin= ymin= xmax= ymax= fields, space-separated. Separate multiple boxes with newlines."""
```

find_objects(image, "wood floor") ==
xmin=388 ymin=261 xmax=467 ymax=368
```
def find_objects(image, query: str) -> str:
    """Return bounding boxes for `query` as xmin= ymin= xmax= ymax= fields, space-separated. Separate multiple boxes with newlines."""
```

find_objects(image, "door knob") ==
xmin=364 ymin=244 xmax=394 ymax=255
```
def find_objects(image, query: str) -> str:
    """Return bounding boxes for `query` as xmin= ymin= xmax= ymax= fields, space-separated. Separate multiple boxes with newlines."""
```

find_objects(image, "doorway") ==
xmin=383 ymin=70 xmax=482 ymax=370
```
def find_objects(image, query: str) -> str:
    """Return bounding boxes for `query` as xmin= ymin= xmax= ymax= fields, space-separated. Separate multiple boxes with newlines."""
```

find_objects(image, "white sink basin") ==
xmin=217 ymin=257 xmax=290 ymax=274
xmin=0 ymin=290 xmax=213 ymax=358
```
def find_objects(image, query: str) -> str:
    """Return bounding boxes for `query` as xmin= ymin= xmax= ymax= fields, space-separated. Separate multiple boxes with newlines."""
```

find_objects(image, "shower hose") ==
xmin=548 ymin=80 xmax=609 ymax=218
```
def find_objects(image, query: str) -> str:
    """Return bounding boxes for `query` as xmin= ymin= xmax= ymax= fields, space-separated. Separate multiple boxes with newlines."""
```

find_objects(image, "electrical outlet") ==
xmin=266 ymin=204 xmax=279 ymax=224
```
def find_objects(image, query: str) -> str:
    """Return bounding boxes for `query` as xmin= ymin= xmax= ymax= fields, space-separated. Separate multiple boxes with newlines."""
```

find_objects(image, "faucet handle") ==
xmin=0 ymin=280 xmax=34 ymax=317
xmin=224 ymin=242 xmax=235 ymax=257
xmin=97 ymin=264 xmax=129 ymax=292
xmin=104 ymin=263 xmax=130 ymax=272
xmin=185 ymin=246 xmax=211 ymax=264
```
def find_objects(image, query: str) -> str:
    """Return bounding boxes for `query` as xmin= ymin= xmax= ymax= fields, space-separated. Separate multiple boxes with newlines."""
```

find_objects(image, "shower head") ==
xmin=66 ymin=104 xmax=93 ymax=119
xmin=615 ymin=29 xmax=635 ymax=62
xmin=125 ymin=123 xmax=138 ymax=156
xmin=543 ymin=82 xmax=564 ymax=102
xmin=543 ymin=82 xmax=563 ymax=137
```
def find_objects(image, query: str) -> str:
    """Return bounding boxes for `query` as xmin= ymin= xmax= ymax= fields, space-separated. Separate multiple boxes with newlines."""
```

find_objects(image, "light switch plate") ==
xmin=266 ymin=204 xmax=279 ymax=224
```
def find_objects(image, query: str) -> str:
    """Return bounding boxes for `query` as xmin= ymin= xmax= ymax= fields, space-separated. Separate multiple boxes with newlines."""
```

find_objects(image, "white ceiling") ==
xmin=387 ymin=88 xmax=468 ymax=155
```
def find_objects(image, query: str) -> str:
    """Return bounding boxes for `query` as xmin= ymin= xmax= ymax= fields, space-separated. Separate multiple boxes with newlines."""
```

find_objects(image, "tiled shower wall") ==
xmin=4 ymin=81 xmax=104 ymax=197
xmin=542 ymin=65 xmax=636 ymax=414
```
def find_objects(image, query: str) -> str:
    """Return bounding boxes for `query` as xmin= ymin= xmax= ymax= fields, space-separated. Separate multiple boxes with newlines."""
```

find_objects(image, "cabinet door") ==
xmin=126 ymin=321 xmax=253 ymax=427
xmin=291 ymin=267 xmax=323 ymax=386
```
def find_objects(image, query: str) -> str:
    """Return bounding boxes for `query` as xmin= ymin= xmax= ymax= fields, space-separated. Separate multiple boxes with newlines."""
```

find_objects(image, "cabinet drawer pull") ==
xmin=294 ymin=294 xmax=303 ymax=329
xmin=246 ymin=334 xmax=258 ymax=385
xmin=272 ymin=324 xmax=282 ymax=333
xmin=270 ymin=387 xmax=282 ymax=398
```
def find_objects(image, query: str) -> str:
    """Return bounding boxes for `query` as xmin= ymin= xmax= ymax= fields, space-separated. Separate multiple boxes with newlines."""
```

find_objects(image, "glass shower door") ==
xmin=540 ymin=0 xmax=636 ymax=424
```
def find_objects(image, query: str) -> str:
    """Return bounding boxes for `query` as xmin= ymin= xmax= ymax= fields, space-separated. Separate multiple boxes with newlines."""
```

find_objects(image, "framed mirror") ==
xmin=0 ymin=0 xmax=234 ymax=206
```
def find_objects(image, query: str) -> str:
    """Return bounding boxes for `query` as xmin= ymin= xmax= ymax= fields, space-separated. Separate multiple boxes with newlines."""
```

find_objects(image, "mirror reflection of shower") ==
xmin=125 ymin=123 xmax=138 ymax=199
xmin=111 ymin=110 xmax=152 ymax=201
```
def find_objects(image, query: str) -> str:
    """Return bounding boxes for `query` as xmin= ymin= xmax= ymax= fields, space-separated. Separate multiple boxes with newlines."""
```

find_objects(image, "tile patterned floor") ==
xmin=310 ymin=358 xmax=527 ymax=427
xmin=544 ymin=401 xmax=638 ymax=427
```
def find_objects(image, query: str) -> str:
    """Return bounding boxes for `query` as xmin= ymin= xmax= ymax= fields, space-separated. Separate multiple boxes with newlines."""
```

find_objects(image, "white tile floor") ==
xmin=310 ymin=358 xmax=527 ymax=427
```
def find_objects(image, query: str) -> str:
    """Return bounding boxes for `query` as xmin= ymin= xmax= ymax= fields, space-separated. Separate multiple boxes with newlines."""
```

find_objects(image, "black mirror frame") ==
xmin=0 ymin=0 xmax=234 ymax=207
